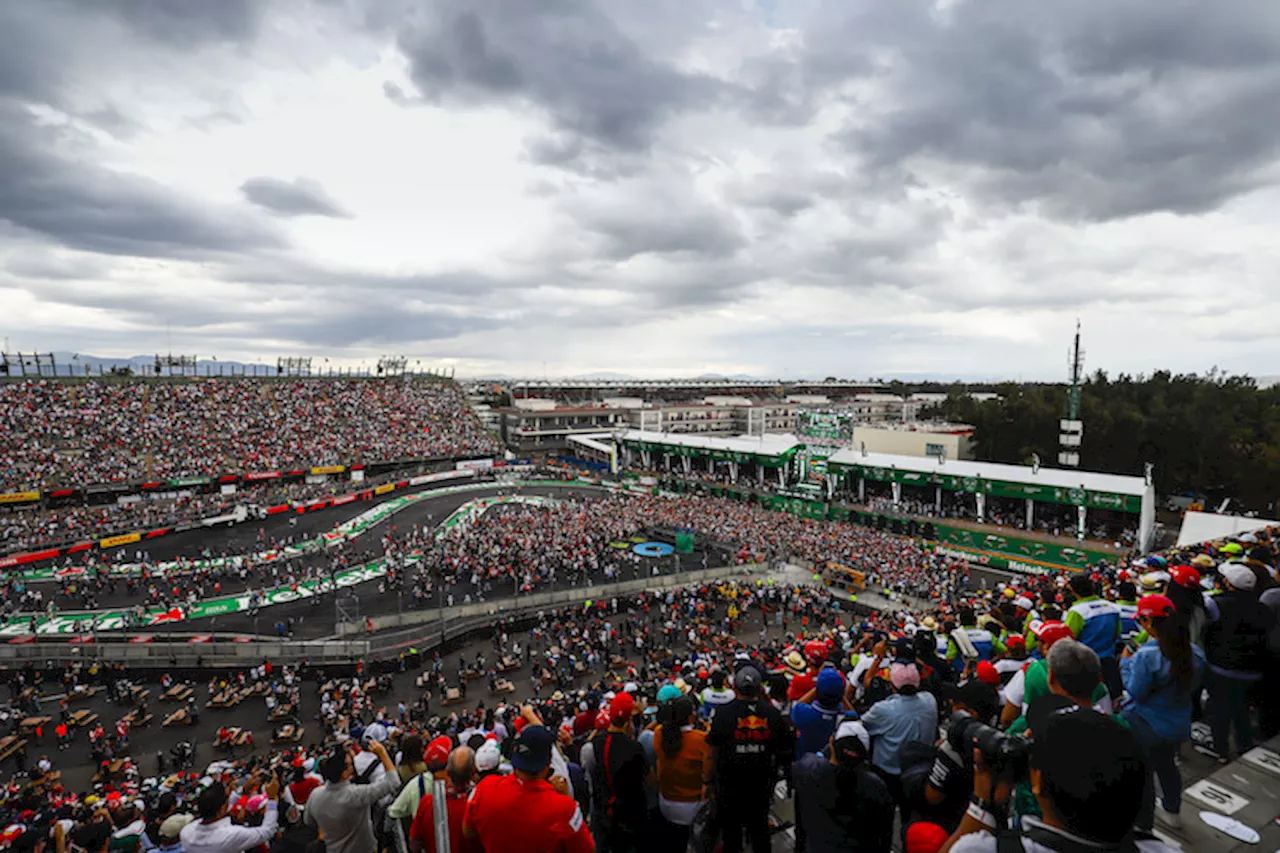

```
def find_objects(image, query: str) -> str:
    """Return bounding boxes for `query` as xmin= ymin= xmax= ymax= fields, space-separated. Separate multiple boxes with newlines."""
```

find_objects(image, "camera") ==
xmin=948 ymin=711 xmax=1029 ymax=778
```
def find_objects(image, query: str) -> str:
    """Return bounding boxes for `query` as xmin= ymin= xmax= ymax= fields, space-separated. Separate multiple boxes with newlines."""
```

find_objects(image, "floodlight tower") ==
xmin=1058 ymin=322 xmax=1084 ymax=468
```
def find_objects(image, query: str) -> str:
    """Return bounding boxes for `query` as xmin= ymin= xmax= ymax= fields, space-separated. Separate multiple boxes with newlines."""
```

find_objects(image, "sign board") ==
xmin=1184 ymin=779 xmax=1250 ymax=815
xmin=1240 ymin=747 xmax=1280 ymax=777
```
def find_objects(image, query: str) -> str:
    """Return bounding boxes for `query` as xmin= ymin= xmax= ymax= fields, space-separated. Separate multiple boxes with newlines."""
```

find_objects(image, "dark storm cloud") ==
xmin=394 ymin=0 xmax=723 ymax=165
xmin=812 ymin=0 xmax=1280 ymax=221
xmin=241 ymin=177 xmax=352 ymax=219
xmin=0 ymin=105 xmax=283 ymax=259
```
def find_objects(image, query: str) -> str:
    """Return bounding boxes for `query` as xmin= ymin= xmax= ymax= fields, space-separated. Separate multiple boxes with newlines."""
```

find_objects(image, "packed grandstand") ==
xmin=0 ymin=376 xmax=1275 ymax=853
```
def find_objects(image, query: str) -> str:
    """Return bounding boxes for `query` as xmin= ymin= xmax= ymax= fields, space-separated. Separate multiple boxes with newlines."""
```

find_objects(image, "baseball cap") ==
xmin=1014 ymin=597 xmax=1033 ymax=611
xmin=1032 ymin=620 xmax=1073 ymax=649
xmin=975 ymin=661 xmax=1000 ymax=686
xmin=1220 ymin=542 xmax=1243 ymax=556
xmin=804 ymin=640 xmax=828 ymax=665
xmin=474 ymin=740 xmax=501 ymax=773
xmin=1137 ymin=571 xmax=1169 ymax=592
xmin=815 ymin=668 xmax=845 ymax=699
xmin=159 ymin=815 xmax=195 ymax=842
xmin=1191 ymin=554 xmax=1216 ymax=569
xmin=1169 ymin=565 xmax=1201 ymax=589
xmin=1220 ymin=561 xmax=1257 ymax=591
xmin=832 ymin=719 xmax=871 ymax=756
xmin=889 ymin=662 xmax=920 ymax=689
xmin=1136 ymin=594 xmax=1176 ymax=618
xmin=511 ymin=725 xmax=555 ymax=774
xmin=942 ymin=679 xmax=1000 ymax=722
xmin=734 ymin=664 xmax=763 ymax=694
xmin=657 ymin=684 xmax=682 ymax=704
xmin=1005 ymin=634 xmax=1025 ymax=650
xmin=905 ymin=821 xmax=950 ymax=853
xmin=425 ymin=736 xmax=453 ymax=771
xmin=609 ymin=692 xmax=635 ymax=724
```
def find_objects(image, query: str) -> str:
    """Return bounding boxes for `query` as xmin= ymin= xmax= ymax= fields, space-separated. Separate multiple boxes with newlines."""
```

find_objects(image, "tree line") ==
xmin=925 ymin=371 xmax=1280 ymax=514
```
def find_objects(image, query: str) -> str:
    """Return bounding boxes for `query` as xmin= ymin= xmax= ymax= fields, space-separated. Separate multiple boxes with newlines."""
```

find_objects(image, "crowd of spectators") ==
xmin=0 ymin=378 xmax=498 ymax=492
xmin=14 ymin=544 xmax=1272 ymax=853
xmin=0 ymin=472 xmax=418 ymax=556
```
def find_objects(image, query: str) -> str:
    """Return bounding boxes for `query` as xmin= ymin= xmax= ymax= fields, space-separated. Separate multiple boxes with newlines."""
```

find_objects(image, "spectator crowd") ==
xmin=0 ymin=379 xmax=498 ymax=492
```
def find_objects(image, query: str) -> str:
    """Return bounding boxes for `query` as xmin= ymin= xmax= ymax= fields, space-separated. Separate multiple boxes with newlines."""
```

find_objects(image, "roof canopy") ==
xmin=621 ymin=429 xmax=799 ymax=466
xmin=827 ymin=448 xmax=1149 ymax=513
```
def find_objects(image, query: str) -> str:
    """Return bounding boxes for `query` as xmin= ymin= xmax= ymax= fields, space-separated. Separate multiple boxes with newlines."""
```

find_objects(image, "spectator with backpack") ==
xmin=1203 ymin=561 xmax=1274 ymax=762
xmin=587 ymin=693 xmax=650 ymax=852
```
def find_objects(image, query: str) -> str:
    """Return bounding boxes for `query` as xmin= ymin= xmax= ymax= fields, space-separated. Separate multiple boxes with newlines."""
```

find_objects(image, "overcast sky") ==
xmin=2 ymin=0 xmax=1278 ymax=380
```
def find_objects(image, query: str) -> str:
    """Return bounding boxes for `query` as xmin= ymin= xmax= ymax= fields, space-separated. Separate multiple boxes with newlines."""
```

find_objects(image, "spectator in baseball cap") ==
xmin=793 ymin=719 xmax=893 ymax=853
xmin=587 ymin=694 xmax=649 ymax=850
xmin=464 ymin=725 xmax=592 ymax=853
xmin=707 ymin=663 xmax=792 ymax=852
xmin=925 ymin=679 xmax=1001 ymax=832
xmin=1204 ymin=560 xmax=1273 ymax=764
xmin=1121 ymin=594 xmax=1204 ymax=830
xmin=791 ymin=668 xmax=852 ymax=758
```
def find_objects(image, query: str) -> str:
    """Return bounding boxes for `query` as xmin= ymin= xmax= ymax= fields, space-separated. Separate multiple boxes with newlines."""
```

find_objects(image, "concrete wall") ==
xmin=850 ymin=426 xmax=974 ymax=460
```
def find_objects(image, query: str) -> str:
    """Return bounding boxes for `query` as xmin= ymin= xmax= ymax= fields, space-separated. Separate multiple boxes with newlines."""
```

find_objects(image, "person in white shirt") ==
xmin=181 ymin=775 xmax=280 ymax=853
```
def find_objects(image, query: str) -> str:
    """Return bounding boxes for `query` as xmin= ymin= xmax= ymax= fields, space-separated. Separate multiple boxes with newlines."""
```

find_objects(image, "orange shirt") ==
xmin=653 ymin=726 xmax=710 ymax=803
xmin=463 ymin=774 xmax=594 ymax=853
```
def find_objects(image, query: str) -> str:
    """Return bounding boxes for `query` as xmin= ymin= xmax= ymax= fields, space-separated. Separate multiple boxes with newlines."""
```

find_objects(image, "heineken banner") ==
xmin=929 ymin=523 xmax=1113 ymax=572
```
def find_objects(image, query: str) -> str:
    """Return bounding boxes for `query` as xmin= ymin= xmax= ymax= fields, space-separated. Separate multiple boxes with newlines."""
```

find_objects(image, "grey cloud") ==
xmin=241 ymin=177 xmax=352 ymax=219
xmin=810 ymin=0 xmax=1280 ymax=221
xmin=57 ymin=0 xmax=258 ymax=45
xmin=0 ymin=105 xmax=284 ymax=259
xmin=394 ymin=0 xmax=724 ymax=166
xmin=579 ymin=204 xmax=744 ymax=262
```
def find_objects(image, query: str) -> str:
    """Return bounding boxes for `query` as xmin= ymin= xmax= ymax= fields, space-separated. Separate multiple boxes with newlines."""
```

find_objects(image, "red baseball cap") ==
xmin=609 ymin=692 xmax=635 ymax=724
xmin=425 ymin=736 xmax=452 ymax=771
xmin=1137 ymin=594 xmax=1176 ymax=619
xmin=1169 ymin=565 xmax=1201 ymax=589
xmin=1033 ymin=620 xmax=1073 ymax=649
xmin=1005 ymin=634 xmax=1025 ymax=649
xmin=905 ymin=821 xmax=950 ymax=853
xmin=975 ymin=661 xmax=1000 ymax=686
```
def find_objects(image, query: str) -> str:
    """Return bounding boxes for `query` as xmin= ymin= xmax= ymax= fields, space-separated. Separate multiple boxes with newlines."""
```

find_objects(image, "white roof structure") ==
xmin=1175 ymin=511 xmax=1279 ymax=547
xmin=620 ymin=429 xmax=800 ymax=458
xmin=826 ymin=448 xmax=1147 ymax=497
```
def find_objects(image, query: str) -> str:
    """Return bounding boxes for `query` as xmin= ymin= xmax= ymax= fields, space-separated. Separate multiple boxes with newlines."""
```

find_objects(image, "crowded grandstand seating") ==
xmin=0 ymin=378 xmax=498 ymax=491
xmin=0 ymin=471 xmax=422 ymax=555
xmin=0 ymin=472 xmax=1275 ymax=853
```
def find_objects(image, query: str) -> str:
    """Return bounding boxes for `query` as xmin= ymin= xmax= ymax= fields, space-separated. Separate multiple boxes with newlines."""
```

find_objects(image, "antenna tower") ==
xmin=1058 ymin=321 xmax=1084 ymax=468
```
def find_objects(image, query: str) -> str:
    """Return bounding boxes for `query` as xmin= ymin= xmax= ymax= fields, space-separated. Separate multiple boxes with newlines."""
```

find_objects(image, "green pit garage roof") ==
xmin=826 ymin=448 xmax=1150 ymax=513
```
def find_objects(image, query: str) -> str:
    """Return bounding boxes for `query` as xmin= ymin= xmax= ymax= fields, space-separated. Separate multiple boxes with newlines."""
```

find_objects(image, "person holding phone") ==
xmin=181 ymin=774 xmax=281 ymax=853
xmin=305 ymin=739 xmax=402 ymax=853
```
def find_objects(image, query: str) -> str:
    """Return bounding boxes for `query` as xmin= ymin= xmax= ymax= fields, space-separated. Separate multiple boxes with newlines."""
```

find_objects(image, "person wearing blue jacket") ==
xmin=1120 ymin=594 xmax=1205 ymax=832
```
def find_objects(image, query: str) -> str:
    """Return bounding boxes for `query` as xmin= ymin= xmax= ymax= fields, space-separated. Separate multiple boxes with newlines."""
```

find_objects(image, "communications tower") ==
xmin=1058 ymin=322 xmax=1084 ymax=467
